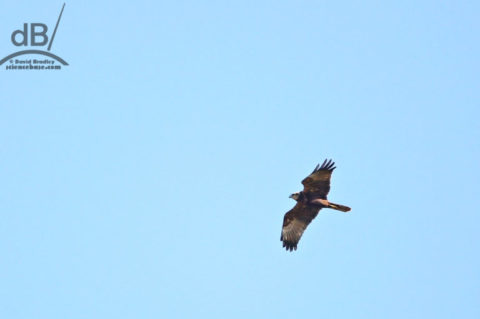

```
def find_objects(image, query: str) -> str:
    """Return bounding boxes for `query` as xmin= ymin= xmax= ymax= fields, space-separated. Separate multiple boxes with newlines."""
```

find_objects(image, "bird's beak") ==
xmin=288 ymin=194 xmax=293 ymax=199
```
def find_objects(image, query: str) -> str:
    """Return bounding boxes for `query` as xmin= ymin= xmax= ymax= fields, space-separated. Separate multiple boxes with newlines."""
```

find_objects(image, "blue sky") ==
xmin=1 ymin=1 xmax=479 ymax=318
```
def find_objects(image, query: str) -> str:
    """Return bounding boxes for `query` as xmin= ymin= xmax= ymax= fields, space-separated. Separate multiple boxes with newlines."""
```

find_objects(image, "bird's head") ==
xmin=289 ymin=192 xmax=300 ymax=201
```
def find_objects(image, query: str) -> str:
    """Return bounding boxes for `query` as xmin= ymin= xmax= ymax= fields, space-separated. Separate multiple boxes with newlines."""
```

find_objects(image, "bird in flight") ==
xmin=281 ymin=159 xmax=351 ymax=251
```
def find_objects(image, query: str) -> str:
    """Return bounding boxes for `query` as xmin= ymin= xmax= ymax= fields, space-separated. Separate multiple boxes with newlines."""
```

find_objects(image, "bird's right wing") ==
xmin=281 ymin=202 xmax=321 ymax=251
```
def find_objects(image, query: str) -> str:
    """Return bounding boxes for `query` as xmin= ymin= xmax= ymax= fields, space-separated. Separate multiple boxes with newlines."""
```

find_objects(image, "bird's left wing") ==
xmin=301 ymin=159 xmax=336 ymax=199
xmin=281 ymin=202 xmax=321 ymax=251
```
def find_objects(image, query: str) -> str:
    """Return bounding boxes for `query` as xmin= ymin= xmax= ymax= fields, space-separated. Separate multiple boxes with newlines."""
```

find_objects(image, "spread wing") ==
xmin=301 ymin=159 xmax=336 ymax=199
xmin=280 ymin=202 xmax=321 ymax=251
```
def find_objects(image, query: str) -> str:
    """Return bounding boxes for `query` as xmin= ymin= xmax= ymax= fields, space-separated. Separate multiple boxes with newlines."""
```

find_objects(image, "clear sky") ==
xmin=1 ymin=1 xmax=479 ymax=318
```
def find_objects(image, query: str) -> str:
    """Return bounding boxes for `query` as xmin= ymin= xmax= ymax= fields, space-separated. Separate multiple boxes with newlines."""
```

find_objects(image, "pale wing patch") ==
xmin=310 ymin=198 xmax=329 ymax=206
xmin=281 ymin=218 xmax=307 ymax=243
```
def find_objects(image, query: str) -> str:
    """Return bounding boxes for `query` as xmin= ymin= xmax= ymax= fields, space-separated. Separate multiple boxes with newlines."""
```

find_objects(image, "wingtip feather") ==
xmin=318 ymin=158 xmax=336 ymax=171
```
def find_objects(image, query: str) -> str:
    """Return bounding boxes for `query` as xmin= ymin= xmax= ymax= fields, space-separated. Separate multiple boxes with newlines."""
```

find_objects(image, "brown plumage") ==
xmin=281 ymin=159 xmax=351 ymax=251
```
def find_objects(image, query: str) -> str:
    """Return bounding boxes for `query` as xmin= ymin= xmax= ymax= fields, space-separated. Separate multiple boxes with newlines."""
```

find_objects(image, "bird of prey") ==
xmin=281 ymin=159 xmax=351 ymax=251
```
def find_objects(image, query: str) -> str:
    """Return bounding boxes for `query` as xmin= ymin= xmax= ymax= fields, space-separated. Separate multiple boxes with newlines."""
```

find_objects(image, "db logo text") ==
xmin=1 ymin=3 xmax=68 ymax=71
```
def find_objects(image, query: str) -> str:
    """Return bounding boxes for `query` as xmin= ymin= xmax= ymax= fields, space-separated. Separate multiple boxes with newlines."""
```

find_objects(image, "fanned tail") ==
xmin=328 ymin=202 xmax=351 ymax=212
